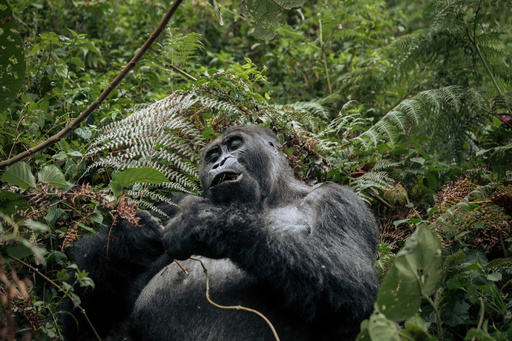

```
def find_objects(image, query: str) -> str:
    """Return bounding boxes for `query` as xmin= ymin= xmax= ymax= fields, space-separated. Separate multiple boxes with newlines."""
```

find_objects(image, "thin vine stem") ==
xmin=190 ymin=257 xmax=281 ymax=341
xmin=9 ymin=255 xmax=101 ymax=341
xmin=465 ymin=2 xmax=512 ymax=116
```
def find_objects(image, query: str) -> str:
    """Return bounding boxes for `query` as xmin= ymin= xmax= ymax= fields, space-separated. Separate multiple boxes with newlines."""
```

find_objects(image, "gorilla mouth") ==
xmin=211 ymin=172 xmax=241 ymax=188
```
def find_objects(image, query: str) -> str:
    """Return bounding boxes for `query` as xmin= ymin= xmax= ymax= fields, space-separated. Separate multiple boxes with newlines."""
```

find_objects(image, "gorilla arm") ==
xmin=61 ymin=210 xmax=165 ymax=339
xmin=162 ymin=184 xmax=379 ymax=324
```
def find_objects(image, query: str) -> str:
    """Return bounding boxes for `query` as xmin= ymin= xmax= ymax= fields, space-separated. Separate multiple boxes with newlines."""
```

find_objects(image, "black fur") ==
xmin=61 ymin=125 xmax=379 ymax=340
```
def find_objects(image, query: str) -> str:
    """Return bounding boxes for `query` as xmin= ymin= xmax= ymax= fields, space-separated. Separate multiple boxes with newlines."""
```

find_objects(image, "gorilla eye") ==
xmin=210 ymin=154 xmax=219 ymax=163
xmin=206 ymin=148 xmax=220 ymax=163
xmin=227 ymin=137 xmax=243 ymax=151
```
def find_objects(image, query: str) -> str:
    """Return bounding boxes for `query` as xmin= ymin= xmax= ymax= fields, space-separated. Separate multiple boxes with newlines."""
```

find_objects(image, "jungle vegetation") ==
xmin=0 ymin=0 xmax=511 ymax=340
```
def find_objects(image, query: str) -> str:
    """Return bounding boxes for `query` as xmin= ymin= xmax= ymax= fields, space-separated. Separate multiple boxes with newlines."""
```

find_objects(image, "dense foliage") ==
xmin=1 ymin=0 xmax=511 ymax=340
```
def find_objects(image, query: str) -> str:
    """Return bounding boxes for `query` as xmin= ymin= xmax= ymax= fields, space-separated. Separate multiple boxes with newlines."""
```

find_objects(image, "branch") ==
xmin=0 ymin=0 xmax=185 ymax=168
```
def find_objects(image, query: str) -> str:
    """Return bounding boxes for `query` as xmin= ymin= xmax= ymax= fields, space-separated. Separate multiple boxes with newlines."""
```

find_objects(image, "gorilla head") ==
xmin=199 ymin=125 xmax=296 ymax=206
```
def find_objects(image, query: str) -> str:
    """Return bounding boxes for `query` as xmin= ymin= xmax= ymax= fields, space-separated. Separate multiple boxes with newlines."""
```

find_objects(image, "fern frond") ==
xmin=164 ymin=30 xmax=203 ymax=71
xmin=352 ymin=86 xmax=484 ymax=156
xmin=350 ymin=171 xmax=392 ymax=198
xmin=84 ymin=88 xmax=265 ymax=198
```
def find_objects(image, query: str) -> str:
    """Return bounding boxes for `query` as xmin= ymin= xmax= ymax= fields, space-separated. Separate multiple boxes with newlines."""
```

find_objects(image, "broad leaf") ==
xmin=377 ymin=253 xmax=422 ymax=321
xmin=110 ymin=167 xmax=168 ymax=198
xmin=377 ymin=224 xmax=442 ymax=321
xmin=368 ymin=311 xmax=401 ymax=341
xmin=242 ymin=0 xmax=305 ymax=40
xmin=38 ymin=165 xmax=68 ymax=187
xmin=2 ymin=161 xmax=37 ymax=189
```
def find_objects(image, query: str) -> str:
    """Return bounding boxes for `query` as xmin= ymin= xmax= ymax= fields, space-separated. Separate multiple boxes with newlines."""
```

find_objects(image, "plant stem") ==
xmin=318 ymin=14 xmax=332 ymax=95
xmin=170 ymin=64 xmax=197 ymax=81
xmin=426 ymin=291 xmax=444 ymax=341
xmin=10 ymin=255 xmax=101 ymax=341
xmin=465 ymin=18 xmax=512 ymax=116
xmin=471 ymin=297 xmax=485 ymax=341
xmin=0 ymin=0 xmax=185 ymax=168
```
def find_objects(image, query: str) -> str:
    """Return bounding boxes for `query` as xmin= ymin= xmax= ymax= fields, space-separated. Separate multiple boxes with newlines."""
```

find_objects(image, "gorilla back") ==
xmin=61 ymin=125 xmax=379 ymax=341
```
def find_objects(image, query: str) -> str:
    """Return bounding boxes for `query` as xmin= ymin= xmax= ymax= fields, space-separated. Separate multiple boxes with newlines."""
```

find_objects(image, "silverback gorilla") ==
xmin=61 ymin=125 xmax=379 ymax=340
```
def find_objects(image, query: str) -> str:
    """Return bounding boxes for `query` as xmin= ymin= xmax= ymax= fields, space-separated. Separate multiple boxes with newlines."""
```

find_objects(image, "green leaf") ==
xmin=24 ymin=219 xmax=49 ymax=232
xmin=377 ymin=252 xmax=422 ymax=321
xmin=401 ymin=319 xmax=436 ymax=341
xmin=110 ymin=167 xmax=168 ymax=198
xmin=6 ymin=244 xmax=34 ymax=260
xmin=445 ymin=300 xmax=470 ymax=327
xmin=0 ymin=190 xmax=27 ymax=214
xmin=486 ymin=272 xmax=502 ymax=282
xmin=242 ymin=0 xmax=305 ymax=40
xmin=377 ymin=224 xmax=442 ymax=321
xmin=38 ymin=165 xmax=68 ymax=187
xmin=48 ymin=251 xmax=68 ymax=266
xmin=75 ymin=127 xmax=93 ymax=140
xmin=44 ymin=206 xmax=63 ymax=227
xmin=410 ymin=157 xmax=425 ymax=165
xmin=409 ymin=223 xmax=442 ymax=296
xmin=0 ymin=0 xmax=27 ymax=112
xmin=368 ymin=312 xmax=401 ymax=341
xmin=2 ymin=162 xmax=37 ymax=189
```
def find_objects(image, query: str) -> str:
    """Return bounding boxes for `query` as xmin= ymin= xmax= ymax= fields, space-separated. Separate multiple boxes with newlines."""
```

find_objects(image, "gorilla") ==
xmin=61 ymin=125 xmax=379 ymax=341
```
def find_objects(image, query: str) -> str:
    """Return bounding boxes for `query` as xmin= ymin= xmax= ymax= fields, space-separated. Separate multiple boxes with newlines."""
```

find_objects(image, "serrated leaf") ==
xmin=445 ymin=300 xmax=470 ymax=327
xmin=2 ymin=162 xmax=37 ymax=189
xmin=38 ymin=165 xmax=68 ymax=187
xmin=44 ymin=205 xmax=63 ymax=227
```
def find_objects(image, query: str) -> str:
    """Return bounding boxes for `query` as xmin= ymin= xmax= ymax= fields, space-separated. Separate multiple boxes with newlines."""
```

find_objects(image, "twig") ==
xmin=9 ymin=255 xmax=101 ymax=341
xmin=173 ymin=259 xmax=190 ymax=274
xmin=170 ymin=64 xmax=197 ymax=81
xmin=190 ymin=257 xmax=280 ymax=341
xmin=0 ymin=0 xmax=185 ymax=168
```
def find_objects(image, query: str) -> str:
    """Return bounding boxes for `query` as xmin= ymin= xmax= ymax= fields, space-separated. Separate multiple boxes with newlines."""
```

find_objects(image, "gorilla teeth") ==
xmin=212 ymin=172 xmax=240 ymax=187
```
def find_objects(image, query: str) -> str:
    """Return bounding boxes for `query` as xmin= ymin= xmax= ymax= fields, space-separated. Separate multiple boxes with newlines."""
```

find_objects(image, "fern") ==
xmin=84 ymin=88 xmax=264 ymax=197
xmin=354 ymin=86 xmax=486 ymax=162
xmin=350 ymin=171 xmax=393 ymax=202
xmin=163 ymin=30 xmax=203 ymax=79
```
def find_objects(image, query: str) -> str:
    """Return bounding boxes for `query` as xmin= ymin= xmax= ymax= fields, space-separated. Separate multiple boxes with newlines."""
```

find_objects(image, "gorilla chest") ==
xmin=132 ymin=258 xmax=302 ymax=341
xmin=265 ymin=205 xmax=311 ymax=234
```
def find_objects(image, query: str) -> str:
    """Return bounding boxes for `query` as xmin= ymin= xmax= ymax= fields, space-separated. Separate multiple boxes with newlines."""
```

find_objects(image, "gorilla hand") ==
xmin=162 ymin=195 xmax=223 ymax=260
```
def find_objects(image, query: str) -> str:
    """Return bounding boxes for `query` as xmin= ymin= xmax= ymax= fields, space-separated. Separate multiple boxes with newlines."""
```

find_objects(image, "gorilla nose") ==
xmin=212 ymin=155 xmax=233 ymax=170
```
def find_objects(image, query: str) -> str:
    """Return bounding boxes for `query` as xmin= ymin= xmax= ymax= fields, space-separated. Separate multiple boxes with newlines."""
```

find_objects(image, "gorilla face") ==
xmin=199 ymin=127 xmax=275 ymax=205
